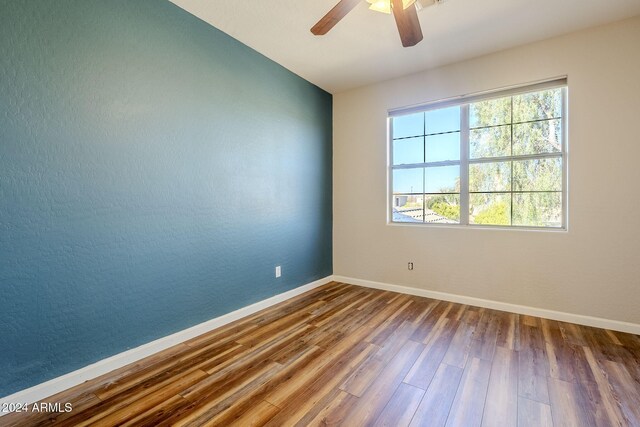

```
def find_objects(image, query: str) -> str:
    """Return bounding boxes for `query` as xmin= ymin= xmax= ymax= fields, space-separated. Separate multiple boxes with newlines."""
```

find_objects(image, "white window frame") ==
xmin=387 ymin=78 xmax=568 ymax=230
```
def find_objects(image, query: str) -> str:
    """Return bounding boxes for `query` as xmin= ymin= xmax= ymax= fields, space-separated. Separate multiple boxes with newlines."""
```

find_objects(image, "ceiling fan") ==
xmin=311 ymin=0 xmax=434 ymax=47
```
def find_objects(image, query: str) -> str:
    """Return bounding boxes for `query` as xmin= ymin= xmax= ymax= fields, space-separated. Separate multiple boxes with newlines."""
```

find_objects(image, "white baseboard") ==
xmin=0 ymin=275 xmax=335 ymax=411
xmin=333 ymin=275 xmax=640 ymax=335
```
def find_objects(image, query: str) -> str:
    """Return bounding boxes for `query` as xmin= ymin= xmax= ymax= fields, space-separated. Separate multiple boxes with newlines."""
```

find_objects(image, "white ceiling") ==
xmin=169 ymin=0 xmax=640 ymax=93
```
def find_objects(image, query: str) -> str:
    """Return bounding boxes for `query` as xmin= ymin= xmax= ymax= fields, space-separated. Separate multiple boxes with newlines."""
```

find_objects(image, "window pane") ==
xmin=393 ymin=137 xmax=423 ymax=165
xmin=425 ymin=106 xmax=460 ymax=134
xmin=470 ymin=97 xmax=511 ymax=128
xmin=426 ymin=132 xmax=460 ymax=162
xmin=513 ymin=88 xmax=562 ymax=123
xmin=393 ymin=112 xmax=424 ymax=139
xmin=513 ymin=158 xmax=562 ymax=191
xmin=513 ymin=119 xmax=561 ymax=156
xmin=390 ymin=84 xmax=565 ymax=228
xmin=470 ymin=193 xmax=511 ymax=226
xmin=392 ymin=195 xmax=424 ymax=223
xmin=513 ymin=192 xmax=562 ymax=227
xmin=469 ymin=161 xmax=511 ymax=192
xmin=469 ymin=125 xmax=511 ymax=159
xmin=425 ymin=165 xmax=459 ymax=193
xmin=425 ymin=195 xmax=460 ymax=224
xmin=393 ymin=168 xmax=423 ymax=194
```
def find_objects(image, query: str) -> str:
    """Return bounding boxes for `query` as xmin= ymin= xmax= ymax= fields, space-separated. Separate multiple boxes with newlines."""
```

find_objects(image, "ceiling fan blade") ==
xmin=311 ymin=0 xmax=362 ymax=35
xmin=391 ymin=0 xmax=423 ymax=47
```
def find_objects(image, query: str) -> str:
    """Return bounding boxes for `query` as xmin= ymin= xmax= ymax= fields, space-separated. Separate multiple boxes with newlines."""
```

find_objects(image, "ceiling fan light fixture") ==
xmin=366 ymin=0 xmax=416 ymax=14
xmin=311 ymin=0 xmax=424 ymax=48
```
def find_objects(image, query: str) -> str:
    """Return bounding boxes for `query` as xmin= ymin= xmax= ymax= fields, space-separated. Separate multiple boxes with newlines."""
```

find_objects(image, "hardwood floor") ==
xmin=3 ymin=282 xmax=640 ymax=426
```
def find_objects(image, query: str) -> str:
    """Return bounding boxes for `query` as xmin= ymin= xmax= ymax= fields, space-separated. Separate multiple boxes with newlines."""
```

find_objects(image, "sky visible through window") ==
xmin=392 ymin=106 xmax=461 ymax=193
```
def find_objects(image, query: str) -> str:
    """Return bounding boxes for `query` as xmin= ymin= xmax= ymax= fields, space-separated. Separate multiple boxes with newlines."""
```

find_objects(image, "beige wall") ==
xmin=333 ymin=16 xmax=640 ymax=325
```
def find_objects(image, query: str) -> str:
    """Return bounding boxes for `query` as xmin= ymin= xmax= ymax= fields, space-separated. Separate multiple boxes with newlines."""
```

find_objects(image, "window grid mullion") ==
xmin=392 ymin=151 xmax=562 ymax=170
xmin=460 ymin=105 xmax=470 ymax=225
xmin=468 ymin=152 xmax=562 ymax=164
xmin=562 ymin=87 xmax=568 ymax=229
xmin=510 ymin=96 xmax=514 ymax=226
xmin=393 ymin=160 xmax=461 ymax=169
xmin=423 ymin=113 xmax=426 ymax=223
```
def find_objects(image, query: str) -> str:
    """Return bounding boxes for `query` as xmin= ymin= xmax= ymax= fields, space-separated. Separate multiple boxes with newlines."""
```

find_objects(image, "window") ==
xmin=389 ymin=80 xmax=567 ymax=229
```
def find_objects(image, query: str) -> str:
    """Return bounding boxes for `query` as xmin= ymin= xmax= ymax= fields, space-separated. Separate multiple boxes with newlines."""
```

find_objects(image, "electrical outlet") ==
xmin=275 ymin=266 xmax=281 ymax=278
xmin=408 ymin=262 xmax=414 ymax=271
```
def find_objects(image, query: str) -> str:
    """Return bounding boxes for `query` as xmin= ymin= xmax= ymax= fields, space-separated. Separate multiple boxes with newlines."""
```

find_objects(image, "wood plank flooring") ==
xmin=2 ymin=282 xmax=640 ymax=426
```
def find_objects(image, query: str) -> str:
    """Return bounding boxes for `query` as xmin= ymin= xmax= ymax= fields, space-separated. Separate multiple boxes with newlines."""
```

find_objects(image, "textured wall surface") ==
xmin=333 ymin=17 xmax=640 ymax=325
xmin=0 ymin=0 xmax=332 ymax=397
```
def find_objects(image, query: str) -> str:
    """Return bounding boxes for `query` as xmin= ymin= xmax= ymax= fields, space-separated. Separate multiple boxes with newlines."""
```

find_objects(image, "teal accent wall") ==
xmin=0 ymin=0 xmax=332 ymax=397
